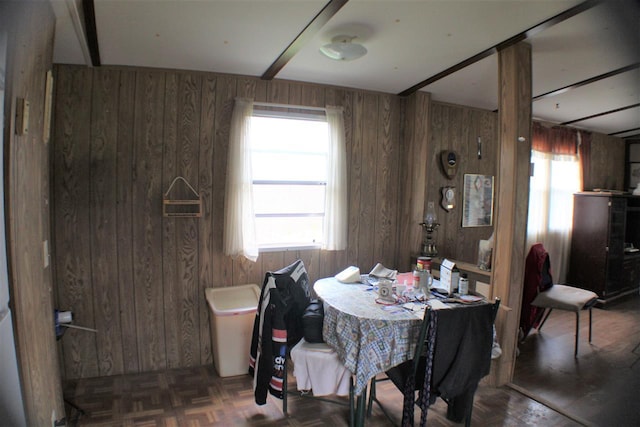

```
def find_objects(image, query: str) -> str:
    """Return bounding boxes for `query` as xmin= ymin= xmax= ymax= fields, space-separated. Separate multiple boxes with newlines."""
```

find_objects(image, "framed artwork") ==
xmin=629 ymin=162 xmax=640 ymax=190
xmin=462 ymin=174 xmax=494 ymax=227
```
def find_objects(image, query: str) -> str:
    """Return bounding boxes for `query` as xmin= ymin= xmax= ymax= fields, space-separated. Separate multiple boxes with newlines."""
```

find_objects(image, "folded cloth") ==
xmin=291 ymin=339 xmax=352 ymax=397
xmin=369 ymin=263 xmax=397 ymax=280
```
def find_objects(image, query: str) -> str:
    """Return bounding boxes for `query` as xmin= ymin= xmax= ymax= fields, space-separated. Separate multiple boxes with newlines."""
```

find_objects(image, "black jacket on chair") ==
xmin=249 ymin=260 xmax=311 ymax=405
xmin=387 ymin=303 xmax=494 ymax=425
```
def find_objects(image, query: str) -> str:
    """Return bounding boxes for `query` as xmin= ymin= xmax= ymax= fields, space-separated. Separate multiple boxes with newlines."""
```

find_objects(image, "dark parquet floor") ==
xmin=63 ymin=294 xmax=640 ymax=427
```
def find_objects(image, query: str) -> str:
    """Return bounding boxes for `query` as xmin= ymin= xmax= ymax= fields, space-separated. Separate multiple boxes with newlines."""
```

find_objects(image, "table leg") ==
xmin=355 ymin=385 xmax=368 ymax=427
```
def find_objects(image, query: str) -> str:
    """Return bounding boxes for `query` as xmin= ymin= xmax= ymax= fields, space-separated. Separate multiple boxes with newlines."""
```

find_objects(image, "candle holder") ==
xmin=420 ymin=201 xmax=439 ymax=257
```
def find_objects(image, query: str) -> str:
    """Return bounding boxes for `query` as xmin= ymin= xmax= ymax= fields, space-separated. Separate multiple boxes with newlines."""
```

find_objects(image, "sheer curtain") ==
xmin=323 ymin=106 xmax=347 ymax=250
xmin=526 ymin=123 xmax=582 ymax=282
xmin=223 ymin=98 xmax=258 ymax=262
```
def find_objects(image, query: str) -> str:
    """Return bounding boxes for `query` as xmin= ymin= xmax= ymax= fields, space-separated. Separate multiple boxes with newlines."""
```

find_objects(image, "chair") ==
xmin=521 ymin=243 xmax=599 ymax=357
xmin=283 ymin=339 xmax=355 ymax=426
xmin=368 ymin=298 xmax=500 ymax=427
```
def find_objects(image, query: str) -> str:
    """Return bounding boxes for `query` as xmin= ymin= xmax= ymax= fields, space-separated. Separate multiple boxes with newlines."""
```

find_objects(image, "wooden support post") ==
xmin=490 ymin=42 xmax=532 ymax=385
xmin=397 ymin=92 xmax=431 ymax=272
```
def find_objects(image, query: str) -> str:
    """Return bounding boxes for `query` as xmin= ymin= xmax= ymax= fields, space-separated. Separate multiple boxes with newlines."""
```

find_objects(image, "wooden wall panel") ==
xmin=373 ymin=95 xmax=400 ymax=267
xmin=53 ymin=66 xmax=99 ymax=379
xmin=397 ymin=92 xmax=431 ymax=272
xmin=588 ymin=132 xmax=625 ymax=190
xmin=2 ymin=1 xmax=66 ymax=424
xmin=116 ymin=70 xmax=139 ymax=373
xmin=162 ymin=72 xmax=180 ymax=368
xmin=198 ymin=76 xmax=216 ymax=365
xmin=89 ymin=68 xmax=123 ymax=376
xmin=174 ymin=74 xmax=202 ymax=367
xmin=428 ymin=103 xmax=498 ymax=265
xmin=132 ymin=70 xmax=167 ymax=372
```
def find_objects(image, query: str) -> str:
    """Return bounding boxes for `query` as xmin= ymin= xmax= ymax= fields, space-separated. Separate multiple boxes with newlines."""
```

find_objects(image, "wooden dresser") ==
xmin=568 ymin=192 xmax=640 ymax=301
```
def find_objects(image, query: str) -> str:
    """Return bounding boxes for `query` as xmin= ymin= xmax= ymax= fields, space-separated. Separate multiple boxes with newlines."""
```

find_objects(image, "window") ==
xmin=250 ymin=114 xmax=329 ymax=249
xmin=223 ymin=99 xmax=347 ymax=262
xmin=527 ymin=150 xmax=580 ymax=282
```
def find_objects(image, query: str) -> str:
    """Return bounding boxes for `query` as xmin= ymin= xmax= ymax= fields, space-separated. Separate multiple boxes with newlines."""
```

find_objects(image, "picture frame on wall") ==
xmin=462 ymin=174 xmax=494 ymax=227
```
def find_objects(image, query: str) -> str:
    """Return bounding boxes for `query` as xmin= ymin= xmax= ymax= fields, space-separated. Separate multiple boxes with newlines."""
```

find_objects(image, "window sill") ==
xmin=258 ymin=244 xmax=322 ymax=253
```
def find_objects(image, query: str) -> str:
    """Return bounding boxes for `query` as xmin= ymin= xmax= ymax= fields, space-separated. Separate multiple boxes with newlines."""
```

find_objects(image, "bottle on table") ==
xmin=459 ymin=273 xmax=469 ymax=295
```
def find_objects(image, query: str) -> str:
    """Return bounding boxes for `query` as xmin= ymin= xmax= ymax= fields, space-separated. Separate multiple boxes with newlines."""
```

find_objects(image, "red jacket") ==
xmin=520 ymin=243 xmax=553 ymax=338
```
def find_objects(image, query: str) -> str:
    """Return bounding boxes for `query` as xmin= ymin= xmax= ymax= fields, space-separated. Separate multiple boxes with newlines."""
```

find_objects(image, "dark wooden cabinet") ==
xmin=568 ymin=192 xmax=640 ymax=301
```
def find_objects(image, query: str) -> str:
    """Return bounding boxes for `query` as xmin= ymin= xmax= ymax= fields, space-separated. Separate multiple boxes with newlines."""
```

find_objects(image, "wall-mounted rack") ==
xmin=162 ymin=176 xmax=202 ymax=218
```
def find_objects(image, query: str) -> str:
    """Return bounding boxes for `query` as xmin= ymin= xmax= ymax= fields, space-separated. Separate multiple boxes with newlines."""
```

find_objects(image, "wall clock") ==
xmin=441 ymin=186 xmax=456 ymax=211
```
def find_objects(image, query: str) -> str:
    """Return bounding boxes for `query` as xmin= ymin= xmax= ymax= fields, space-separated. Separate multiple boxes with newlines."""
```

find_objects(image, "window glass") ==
xmin=249 ymin=115 xmax=329 ymax=249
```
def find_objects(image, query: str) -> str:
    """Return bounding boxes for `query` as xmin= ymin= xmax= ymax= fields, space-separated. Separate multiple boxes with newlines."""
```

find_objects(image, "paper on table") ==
xmin=427 ymin=299 xmax=451 ymax=310
xmin=369 ymin=263 xmax=397 ymax=280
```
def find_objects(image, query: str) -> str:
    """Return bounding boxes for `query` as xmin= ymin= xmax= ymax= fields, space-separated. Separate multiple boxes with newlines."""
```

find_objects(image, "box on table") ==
xmin=439 ymin=259 xmax=459 ymax=295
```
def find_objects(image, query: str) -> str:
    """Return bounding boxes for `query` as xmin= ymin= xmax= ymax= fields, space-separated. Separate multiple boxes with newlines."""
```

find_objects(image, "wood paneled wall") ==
xmin=52 ymin=65 xmax=402 ymax=379
xmin=587 ymin=132 xmax=626 ymax=191
xmin=1 ymin=1 xmax=65 ymax=425
xmin=428 ymin=102 xmax=499 ymax=265
xmin=51 ymin=64 xmax=626 ymax=380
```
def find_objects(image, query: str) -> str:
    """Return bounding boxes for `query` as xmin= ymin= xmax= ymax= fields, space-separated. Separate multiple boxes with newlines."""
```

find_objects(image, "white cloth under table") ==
xmin=290 ymin=339 xmax=352 ymax=397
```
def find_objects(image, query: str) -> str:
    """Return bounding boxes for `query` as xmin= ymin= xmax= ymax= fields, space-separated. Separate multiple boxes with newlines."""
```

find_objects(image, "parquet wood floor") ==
xmin=64 ymin=291 xmax=640 ymax=426
xmin=64 ymin=363 xmax=579 ymax=426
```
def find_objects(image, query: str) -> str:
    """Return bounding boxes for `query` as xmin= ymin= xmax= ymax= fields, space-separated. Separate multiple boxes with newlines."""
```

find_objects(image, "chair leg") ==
xmin=349 ymin=377 xmax=355 ymax=427
xmin=366 ymin=378 xmax=375 ymax=417
xmin=537 ymin=308 xmax=553 ymax=331
xmin=464 ymin=396 xmax=474 ymax=427
xmin=283 ymin=359 xmax=288 ymax=415
xmin=588 ymin=307 xmax=593 ymax=343
xmin=574 ymin=311 xmax=580 ymax=358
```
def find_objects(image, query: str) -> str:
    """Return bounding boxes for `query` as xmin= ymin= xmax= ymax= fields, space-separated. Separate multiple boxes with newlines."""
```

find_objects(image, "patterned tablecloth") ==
xmin=314 ymin=277 xmax=424 ymax=396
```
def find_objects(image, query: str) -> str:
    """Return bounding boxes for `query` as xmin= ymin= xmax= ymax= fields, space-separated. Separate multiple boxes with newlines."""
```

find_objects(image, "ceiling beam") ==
xmin=261 ymin=0 xmax=349 ymax=80
xmin=561 ymin=103 xmax=640 ymax=125
xmin=610 ymin=127 xmax=640 ymax=137
xmin=533 ymin=63 xmax=640 ymax=100
xmin=82 ymin=0 xmax=101 ymax=66
xmin=398 ymin=0 xmax=601 ymax=97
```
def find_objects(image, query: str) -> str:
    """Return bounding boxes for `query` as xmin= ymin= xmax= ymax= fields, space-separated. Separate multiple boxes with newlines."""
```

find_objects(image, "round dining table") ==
xmin=314 ymin=277 xmax=424 ymax=397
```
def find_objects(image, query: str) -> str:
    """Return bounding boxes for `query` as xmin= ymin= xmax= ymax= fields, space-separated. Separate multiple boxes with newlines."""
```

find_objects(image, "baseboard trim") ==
xmin=507 ymin=382 xmax=594 ymax=427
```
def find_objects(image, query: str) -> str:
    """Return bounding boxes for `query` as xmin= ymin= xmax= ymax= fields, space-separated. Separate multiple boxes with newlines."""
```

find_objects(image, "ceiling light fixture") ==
xmin=319 ymin=35 xmax=367 ymax=61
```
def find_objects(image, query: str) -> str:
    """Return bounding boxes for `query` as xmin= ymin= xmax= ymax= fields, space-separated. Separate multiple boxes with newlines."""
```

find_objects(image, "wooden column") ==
xmin=397 ymin=92 xmax=431 ymax=272
xmin=491 ymin=42 xmax=532 ymax=385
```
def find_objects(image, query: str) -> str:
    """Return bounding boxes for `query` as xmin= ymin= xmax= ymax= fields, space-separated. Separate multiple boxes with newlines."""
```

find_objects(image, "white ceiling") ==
xmin=50 ymin=0 xmax=640 ymax=138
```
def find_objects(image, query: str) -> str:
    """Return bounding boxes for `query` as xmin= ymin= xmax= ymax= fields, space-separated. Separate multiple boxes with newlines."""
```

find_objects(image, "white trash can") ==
xmin=205 ymin=284 xmax=260 ymax=377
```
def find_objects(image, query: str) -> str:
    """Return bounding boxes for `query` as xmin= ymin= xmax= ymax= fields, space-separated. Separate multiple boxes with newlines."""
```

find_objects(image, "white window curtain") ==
xmin=223 ymin=98 xmax=258 ymax=262
xmin=323 ymin=106 xmax=347 ymax=250
xmin=526 ymin=150 xmax=581 ymax=282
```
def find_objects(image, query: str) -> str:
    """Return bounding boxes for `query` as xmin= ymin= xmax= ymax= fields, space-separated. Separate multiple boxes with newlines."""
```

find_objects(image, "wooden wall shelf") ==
xmin=162 ymin=177 xmax=202 ymax=218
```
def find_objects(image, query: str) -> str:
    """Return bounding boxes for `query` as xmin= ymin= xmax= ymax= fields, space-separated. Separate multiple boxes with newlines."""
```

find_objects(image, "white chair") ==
xmin=283 ymin=339 xmax=354 ymax=425
xmin=524 ymin=244 xmax=599 ymax=357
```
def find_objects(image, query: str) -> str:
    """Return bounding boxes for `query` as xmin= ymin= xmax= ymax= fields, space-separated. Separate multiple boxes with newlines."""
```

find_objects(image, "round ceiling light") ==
xmin=319 ymin=35 xmax=367 ymax=61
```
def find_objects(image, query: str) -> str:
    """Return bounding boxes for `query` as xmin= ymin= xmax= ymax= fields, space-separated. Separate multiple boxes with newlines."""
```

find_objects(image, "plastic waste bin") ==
xmin=205 ymin=284 xmax=260 ymax=377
